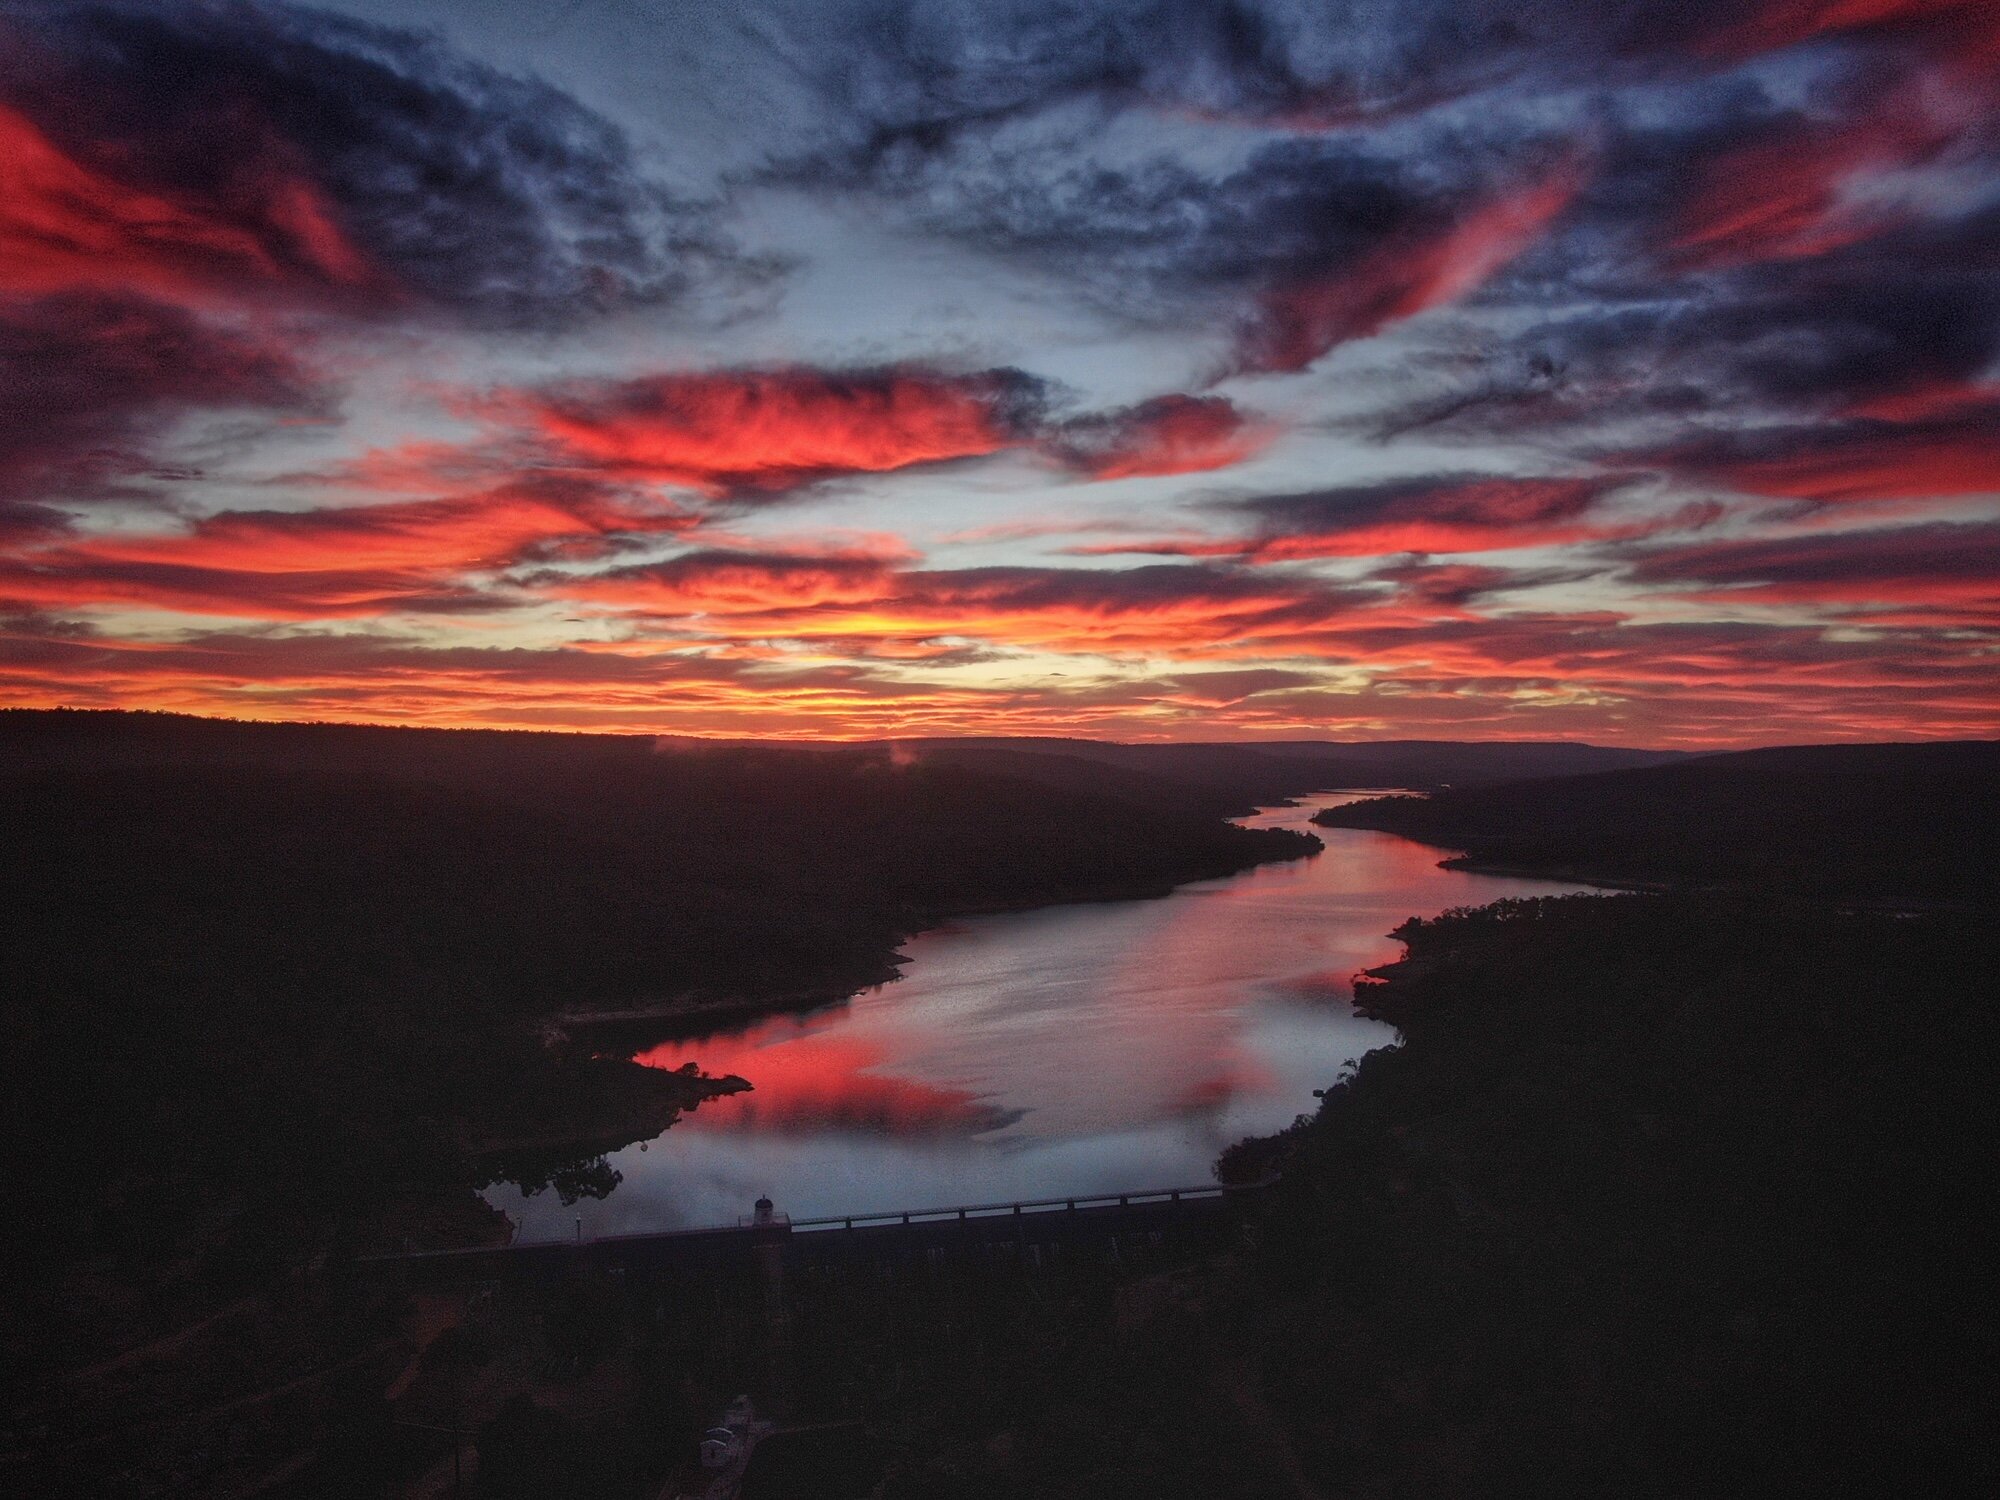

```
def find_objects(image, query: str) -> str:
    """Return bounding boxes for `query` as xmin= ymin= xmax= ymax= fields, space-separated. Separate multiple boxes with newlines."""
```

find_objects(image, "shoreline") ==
xmin=1433 ymin=854 xmax=1668 ymax=893
xmin=552 ymin=826 xmax=1324 ymax=1040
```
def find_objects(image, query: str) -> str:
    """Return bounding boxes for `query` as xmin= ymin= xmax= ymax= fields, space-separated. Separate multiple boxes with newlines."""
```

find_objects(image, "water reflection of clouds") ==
xmin=632 ymin=1023 xmax=1017 ymax=1137
xmin=489 ymin=795 xmax=1592 ymax=1239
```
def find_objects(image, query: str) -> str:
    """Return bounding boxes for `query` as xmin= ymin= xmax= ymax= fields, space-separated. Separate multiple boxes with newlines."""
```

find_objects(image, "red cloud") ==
xmin=1367 ymin=560 xmax=1586 ymax=614
xmin=1627 ymin=520 xmax=2000 ymax=624
xmin=87 ymin=485 xmax=684 ymax=572
xmin=0 ymin=557 xmax=495 ymax=619
xmin=0 ymin=481 xmax=695 ymax=618
xmin=1232 ymin=160 xmax=1584 ymax=374
xmin=545 ymin=548 xmax=898 ymax=612
xmin=480 ymin=368 xmax=1038 ymax=495
xmin=1048 ymin=395 xmax=1273 ymax=479
xmin=1668 ymin=97 xmax=1974 ymax=272
xmin=7 ymin=606 xmax=1994 ymax=747
xmin=1674 ymin=407 xmax=2000 ymax=504
xmin=0 ymin=102 xmax=378 ymax=307
xmin=463 ymin=370 xmax=1273 ymax=497
xmin=1695 ymin=0 xmax=2000 ymax=58
xmin=534 ymin=558 xmax=1366 ymax=656
xmin=0 ymin=290 xmax=320 ymax=502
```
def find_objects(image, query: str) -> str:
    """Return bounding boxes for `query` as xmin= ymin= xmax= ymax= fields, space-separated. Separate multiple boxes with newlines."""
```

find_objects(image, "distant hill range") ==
xmin=5 ymin=707 xmax=1683 ymax=813
xmin=881 ymin=735 xmax=1684 ymax=815
xmin=1313 ymin=741 xmax=2000 ymax=904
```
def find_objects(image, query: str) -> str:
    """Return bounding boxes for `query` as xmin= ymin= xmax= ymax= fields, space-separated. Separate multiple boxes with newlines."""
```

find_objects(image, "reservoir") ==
xmin=491 ymin=793 xmax=1594 ymax=1239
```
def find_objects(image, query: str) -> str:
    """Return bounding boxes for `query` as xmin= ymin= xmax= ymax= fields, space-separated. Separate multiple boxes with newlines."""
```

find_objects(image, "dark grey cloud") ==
xmin=1365 ymin=558 xmax=1596 ymax=607
xmin=768 ymin=85 xmax=1577 ymax=334
xmin=1625 ymin=520 xmax=2000 ymax=597
xmin=758 ymin=0 xmax=1996 ymax=408
xmin=0 ymin=291 xmax=321 ymax=504
xmin=2 ymin=0 xmax=772 ymax=325
xmin=769 ymin=0 xmax=1955 ymax=154
xmin=1372 ymin=196 xmax=2000 ymax=459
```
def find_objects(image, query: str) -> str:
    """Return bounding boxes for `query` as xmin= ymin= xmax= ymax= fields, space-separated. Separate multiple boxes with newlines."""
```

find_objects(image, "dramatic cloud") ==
xmin=0 ymin=290 xmax=319 ymax=503
xmin=0 ymin=477 xmax=693 ymax=618
xmin=1668 ymin=106 xmax=1957 ymax=272
xmin=466 ymin=369 xmax=1269 ymax=496
xmin=1044 ymin=395 xmax=1272 ymax=478
xmin=779 ymin=0 xmax=1992 ymax=154
xmin=543 ymin=556 xmax=1370 ymax=655
xmin=0 ymin=0 xmax=753 ymax=323
xmin=1230 ymin=157 xmax=1584 ymax=373
xmin=1 ymin=0 xmax=1993 ymax=745
xmin=530 ymin=547 xmax=899 ymax=613
xmin=1374 ymin=203 xmax=2000 ymax=467
xmin=1627 ymin=520 xmax=2000 ymax=623
xmin=1654 ymin=399 xmax=2000 ymax=505
xmin=0 ymin=99 xmax=377 ymax=306
xmin=1366 ymin=559 xmax=1593 ymax=611
xmin=1081 ymin=475 xmax=1649 ymax=559
xmin=479 ymin=367 xmax=1048 ymax=494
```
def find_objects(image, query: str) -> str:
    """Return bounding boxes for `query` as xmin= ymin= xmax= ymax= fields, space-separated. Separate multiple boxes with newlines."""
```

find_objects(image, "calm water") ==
xmin=491 ymin=793 xmax=1593 ymax=1240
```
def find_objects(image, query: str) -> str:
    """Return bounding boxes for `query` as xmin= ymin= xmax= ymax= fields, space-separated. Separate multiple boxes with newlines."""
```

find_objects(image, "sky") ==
xmin=0 ymin=0 xmax=1996 ymax=746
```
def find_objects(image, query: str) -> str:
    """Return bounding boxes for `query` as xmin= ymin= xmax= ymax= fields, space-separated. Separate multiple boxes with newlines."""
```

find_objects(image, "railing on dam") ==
xmin=357 ymin=1179 xmax=1267 ymax=1272
xmin=784 ymin=1183 xmax=1229 ymax=1234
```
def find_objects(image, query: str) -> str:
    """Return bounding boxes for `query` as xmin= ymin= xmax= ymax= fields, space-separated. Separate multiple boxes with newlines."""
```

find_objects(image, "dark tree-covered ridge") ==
xmin=3 ymin=706 xmax=1321 ymax=1442
xmin=884 ymin=895 xmax=1998 ymax=1496
xmin=1313 ymin=740 xmax=2000 ymax=902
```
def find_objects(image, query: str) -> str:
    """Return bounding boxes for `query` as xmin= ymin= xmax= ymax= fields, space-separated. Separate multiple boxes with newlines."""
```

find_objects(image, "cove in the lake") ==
xmin=489 ymin=793 xmax=1597 ymax=1240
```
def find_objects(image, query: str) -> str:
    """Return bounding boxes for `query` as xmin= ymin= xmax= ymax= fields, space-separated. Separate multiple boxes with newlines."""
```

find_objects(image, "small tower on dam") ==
xmin=746 ymin=1196 xmax=792 ymax=1409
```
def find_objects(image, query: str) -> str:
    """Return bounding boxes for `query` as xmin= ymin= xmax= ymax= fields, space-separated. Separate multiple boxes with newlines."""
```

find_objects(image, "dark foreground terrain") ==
xmin=53 ymin=892 xmax=1981 ymax=1499
xmin=874 ymin=894 xmax=1997 ymax=1496
xmin=0 ymin=709 xmax=1325 ymax=1493
xmin=1314 ymin=740 xmax=2000 ymax=902
xmin=7 ymin=713 xmax=1991 ymax=1496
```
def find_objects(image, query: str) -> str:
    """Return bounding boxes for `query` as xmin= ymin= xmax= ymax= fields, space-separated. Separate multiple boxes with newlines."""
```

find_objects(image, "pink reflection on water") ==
xmin=633 ymin=1015 xmax=1009 ymax=1136
xmin=640 ymin=795 xmax=1473 ymax=1143
xmin=495 ymin=794 xmax=1598 ymax=1237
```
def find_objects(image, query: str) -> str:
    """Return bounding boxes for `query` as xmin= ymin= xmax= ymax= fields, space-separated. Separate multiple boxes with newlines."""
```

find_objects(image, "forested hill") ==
xmin=1313 ymin=740 xmax=2000 ymax=902
xmin=3 ymin=706 xmax=1319 ymax=1387
xmin=2 ymin=708 xmax=1320 ymax=1010
xmin=891 ymin=735 xmax=1683 ymax=815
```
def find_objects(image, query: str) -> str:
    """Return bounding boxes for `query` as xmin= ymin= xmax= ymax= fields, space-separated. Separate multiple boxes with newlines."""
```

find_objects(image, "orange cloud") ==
xmin=5 ymin=605 xmax=1994 ymax=747
xmin=473 ymin=369 xmax=1275 ymax=496
xmin=480 ymin=368 xmax=1037 ymax=495
xmin=542 ymin=559 xmax=1367 ymax=656
xmin=0 ymin=480 xmax=699 ymax=618
xmin=541 ymin=548 xmax=898 ymax=613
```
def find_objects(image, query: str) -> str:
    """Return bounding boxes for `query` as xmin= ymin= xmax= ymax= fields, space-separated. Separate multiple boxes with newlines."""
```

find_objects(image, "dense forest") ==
xmin=1314 ymin=740 xmax=2000 ymax=902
